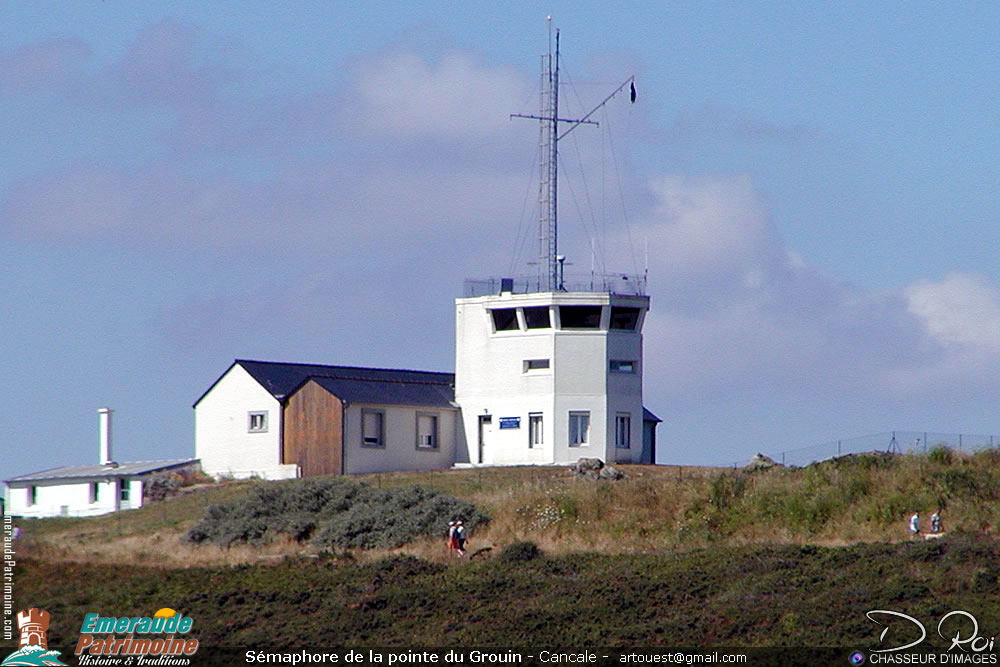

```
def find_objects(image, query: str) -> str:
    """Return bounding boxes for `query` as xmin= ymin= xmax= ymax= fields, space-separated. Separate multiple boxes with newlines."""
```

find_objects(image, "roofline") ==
xmin=5 ymin=458 xmax=200 ymax=484
xmin=193 ymin=359 xmax=455 ymax=408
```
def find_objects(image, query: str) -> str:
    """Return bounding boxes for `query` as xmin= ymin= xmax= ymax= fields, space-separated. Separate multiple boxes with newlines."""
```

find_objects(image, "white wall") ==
xmin=194 ymin=364 xmax=299 ymax=480
xmin=455 ymin=292 xmax=648 ymax=467
xmin=5 ymin=478 xmax=142 ymax=519
xmin=343 ymin=404 xmax=458 ymax=474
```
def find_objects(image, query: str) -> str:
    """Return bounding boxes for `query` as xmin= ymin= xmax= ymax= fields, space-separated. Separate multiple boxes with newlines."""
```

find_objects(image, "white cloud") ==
xmin=347 ymin=50 xmax=529 ymax=142
xmin=905 ymin=273 xmax=1000 ymax=351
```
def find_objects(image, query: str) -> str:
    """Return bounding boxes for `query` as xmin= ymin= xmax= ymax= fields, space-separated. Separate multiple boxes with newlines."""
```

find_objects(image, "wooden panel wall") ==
xmin=283 ymin=380 xmax=344 ymax=477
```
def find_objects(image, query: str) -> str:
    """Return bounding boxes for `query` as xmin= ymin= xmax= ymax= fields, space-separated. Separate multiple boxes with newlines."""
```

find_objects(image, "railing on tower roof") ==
xmin=463 ymin=272 xmax=646 ymax=298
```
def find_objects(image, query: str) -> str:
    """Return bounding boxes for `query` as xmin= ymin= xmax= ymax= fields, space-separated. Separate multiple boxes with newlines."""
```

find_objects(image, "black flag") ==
xmin=630 ymin=81 xmax=636 ymax=103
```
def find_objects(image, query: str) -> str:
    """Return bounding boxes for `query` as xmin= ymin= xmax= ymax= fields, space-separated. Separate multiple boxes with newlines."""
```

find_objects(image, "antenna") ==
xmin=512 ymin=28 xmax=635 ymax=292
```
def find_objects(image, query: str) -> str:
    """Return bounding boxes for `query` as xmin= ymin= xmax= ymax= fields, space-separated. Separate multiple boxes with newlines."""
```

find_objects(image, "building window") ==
xmin=616 ymin=413 xmax=631 ymax=449
xmin=90 ymin=482 xmax=99 ymax=504
xmin=119 ymin=481 xmax=130 ymax=502
xmin=609 ymin=359 xmax=637 ymax=374
xmin=523 ymin=358 xmax=550 ymax=372
xmin=362 ymin=409 xmax=384 ymax=448
xmin=559 ymin=305 xmax=602 ymax=329
xmin=416 ymin=413 xmax=438 ymax=450
xmin=523 ymin=306 xmax=551 ymax=329
xmin=491 ymin=308 xmax=519 ymax=331
xmin=529 ymin=413 xmax=543 ymax=448
xmin=569 ymin=411 xmax=590 ymax=447
xmin=28 ymin=486 xmax=37 ymax=506
xmin=248 ymin=411 xmax=268 ymax=433
xmin=610 ymin=306 xmax=641 ymax=330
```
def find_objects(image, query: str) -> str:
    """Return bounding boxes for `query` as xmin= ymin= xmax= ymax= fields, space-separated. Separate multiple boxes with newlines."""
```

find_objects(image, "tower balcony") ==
xmin=463 ymin=272 xmax=646 ymax=298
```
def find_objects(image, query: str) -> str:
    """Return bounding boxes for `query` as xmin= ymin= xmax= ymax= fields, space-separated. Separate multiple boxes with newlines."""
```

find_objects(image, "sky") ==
xmin=3 ymin=2 xmax=1000 ymax=480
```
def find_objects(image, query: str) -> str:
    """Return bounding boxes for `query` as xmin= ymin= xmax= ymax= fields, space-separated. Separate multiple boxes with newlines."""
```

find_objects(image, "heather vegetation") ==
xmin=185 ymin=477 xmax=489 ymax=549
xmin=11 ymin=449 xmax=1000 ymax=648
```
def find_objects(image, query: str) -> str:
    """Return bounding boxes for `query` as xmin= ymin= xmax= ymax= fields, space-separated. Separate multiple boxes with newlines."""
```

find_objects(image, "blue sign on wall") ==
xmin=499 ymin=417 xmax=521 ymax=429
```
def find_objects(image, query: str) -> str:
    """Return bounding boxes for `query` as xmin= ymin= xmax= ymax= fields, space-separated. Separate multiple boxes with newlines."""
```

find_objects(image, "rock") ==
xmin=744 ymin=452 xmax=781 ymax=472
xmin=598 ymin=465 xmax=625 ymax=480
xmin=568 ymin=458 xmax=605 ymax=477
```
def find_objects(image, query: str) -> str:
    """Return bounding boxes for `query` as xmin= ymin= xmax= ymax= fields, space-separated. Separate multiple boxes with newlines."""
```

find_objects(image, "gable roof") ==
xmin=6 ymin=458 xmax=199 ymax=484
xmin=306 ymin=376 xmax=455 ymax=408
xmin=194 ymin=359 xmax=455 ymax=407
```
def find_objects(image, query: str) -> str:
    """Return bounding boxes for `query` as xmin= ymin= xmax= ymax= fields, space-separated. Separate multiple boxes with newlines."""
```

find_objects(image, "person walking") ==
xmin=930 ymin=509 xmax=943 ymax=534
xmin=454 ymin=520 xmax=467 ymax=556
xmin=909 ymin=512 xmax=921 ymax=538
xmin=446 ymin=521 xmax=458 ymax=554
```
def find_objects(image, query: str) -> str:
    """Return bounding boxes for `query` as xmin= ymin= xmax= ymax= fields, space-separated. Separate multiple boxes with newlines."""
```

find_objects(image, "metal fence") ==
xmin=717 ymin=430 xmax=1000 ymax=469
xmin=463 ymin=272 xmax=647 ymax=297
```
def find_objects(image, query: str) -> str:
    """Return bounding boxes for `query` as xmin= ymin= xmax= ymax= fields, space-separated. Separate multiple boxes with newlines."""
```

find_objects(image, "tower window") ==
xmin=609 ymin=360 xmax=637 ymax=374
xmin=616 ymin=413 xmax=631 ymax=449
xmin=529 ymin=413 xmax=543 ymax=448
xmin=610 ymin=306 xmax=641 ymax=330
xmin=569 ymin=411 xmax=590 ymax=446
xmin=491 ymin=308 xmax=519 ymax=331
xmin=523 ymin=306 xmax=551 ymax=329
xmin=559 ymin=305 xmax=602 ymax=328
xmin=524 ymin=358 xmax=550 ymax=372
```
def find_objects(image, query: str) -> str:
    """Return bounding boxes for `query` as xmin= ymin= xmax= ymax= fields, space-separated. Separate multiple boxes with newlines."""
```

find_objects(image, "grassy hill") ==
xmin=9 ymin=448 xmax=1000 ymax=650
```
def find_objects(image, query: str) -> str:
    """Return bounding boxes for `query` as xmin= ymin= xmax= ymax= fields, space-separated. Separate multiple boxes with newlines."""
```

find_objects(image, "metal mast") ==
xmin=512 ymin=25 xmax=635 ymax=292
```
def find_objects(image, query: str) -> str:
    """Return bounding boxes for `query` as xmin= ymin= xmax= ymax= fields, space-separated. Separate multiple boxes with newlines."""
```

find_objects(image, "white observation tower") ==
xmin=455 ymin=27 xmax=650 ymax=466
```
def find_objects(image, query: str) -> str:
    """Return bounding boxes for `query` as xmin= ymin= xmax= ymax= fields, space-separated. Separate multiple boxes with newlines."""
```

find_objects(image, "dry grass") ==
xmin=17 ymin=453 xmax=1000 ymax=567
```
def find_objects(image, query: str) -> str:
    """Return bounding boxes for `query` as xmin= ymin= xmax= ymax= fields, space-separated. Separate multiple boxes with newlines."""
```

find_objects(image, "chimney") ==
xmin=98 ymin=407 xmax=113 ymax=466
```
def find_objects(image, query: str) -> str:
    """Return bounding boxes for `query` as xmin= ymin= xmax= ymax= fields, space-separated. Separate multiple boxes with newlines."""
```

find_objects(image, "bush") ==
xmin=928 ymin=446 xmax=954 ymax=466
xmin=498 ymin=541 xmax=542 ymax=563
xmin=185 ymin=478 xmax=489 ymax=549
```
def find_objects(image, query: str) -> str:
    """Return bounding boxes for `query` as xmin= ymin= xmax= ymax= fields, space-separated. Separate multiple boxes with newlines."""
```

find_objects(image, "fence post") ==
xmin=959 ymin=434 xmax=963 ymax=452
xmin=838 ymin=440 xmax=842 ymax=457
xmin=782 ymin=452 xmax=785 ymax=466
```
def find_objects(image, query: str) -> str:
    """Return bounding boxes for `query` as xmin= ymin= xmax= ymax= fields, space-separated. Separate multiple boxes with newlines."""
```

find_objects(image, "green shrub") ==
xmin=498 ymin=541 xmax=542 ymax=563
xmin=186 ymin=478 xmax=488 ymax=550
xmin=928 ymin=446 xmax=954 ymax=466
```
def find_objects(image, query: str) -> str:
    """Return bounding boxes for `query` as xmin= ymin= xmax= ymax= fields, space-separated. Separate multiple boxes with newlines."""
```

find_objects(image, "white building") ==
xmin=455 ymin=279 xmax=650 ymax=466
xmin=4 ymin=408 xmax=198 ymax=518
xmin=194 ymin=361 xmax=459 ymax=479
xmin=193 ymin=33 xmax=660 ymax=478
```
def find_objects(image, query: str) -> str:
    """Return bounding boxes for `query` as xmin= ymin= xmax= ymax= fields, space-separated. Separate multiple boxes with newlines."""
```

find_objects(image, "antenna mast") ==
xmin=512 ymin=24 xmax=635 ymax=291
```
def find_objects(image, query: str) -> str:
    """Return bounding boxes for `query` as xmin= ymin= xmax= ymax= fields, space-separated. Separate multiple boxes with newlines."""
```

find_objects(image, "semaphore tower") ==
xmin=455 ymin=25 xmax=649 ymax=466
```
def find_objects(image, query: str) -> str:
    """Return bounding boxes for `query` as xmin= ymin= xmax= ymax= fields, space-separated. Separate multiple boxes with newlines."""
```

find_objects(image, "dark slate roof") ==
xmin=6 ymin=459 xmax=199 ymax=484
xmin=194 ymin=359 xmax=455 ymax=407
xmin=309 ymin=376 xmax=455 ymax=408
xmin=643 ymin=407 xmax=662 ymax=423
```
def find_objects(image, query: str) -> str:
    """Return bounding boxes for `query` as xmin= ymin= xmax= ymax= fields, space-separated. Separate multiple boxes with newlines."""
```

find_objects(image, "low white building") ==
xmin=194 ymin=360 xmax=459 ymax=479
xmin=4 ymin=408 xmax=198 ymax=518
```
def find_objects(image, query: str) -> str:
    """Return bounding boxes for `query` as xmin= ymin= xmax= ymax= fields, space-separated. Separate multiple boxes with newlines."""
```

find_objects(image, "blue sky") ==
xmin=4 ymin=2 xmax=1000 ymax=479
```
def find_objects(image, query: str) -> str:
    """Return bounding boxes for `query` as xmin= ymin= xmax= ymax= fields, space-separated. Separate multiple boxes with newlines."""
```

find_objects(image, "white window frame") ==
xmin=615 ymin=413 xmax=631 ymax=449
xmin=609 ymin=360 xmax=637 ymax=374
xmin=528 ymin=413 xmax=544 ymax=448
xmin=119 ymin=480 xmax=130 ymax=502
xmin=89 ymin=482 xmax=100 ymax=504
xmin=361 ymin=409 xmax=385 ymax=448
xmin=248 ymin=411 xmax=269 ymax=433
xmin=569 ymin=411 xmax=590 ymax=447
xmin=416 ymin=412 xmax=439 ymax=450
xmin=523 ymin=358 xmax=550 ymax=373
